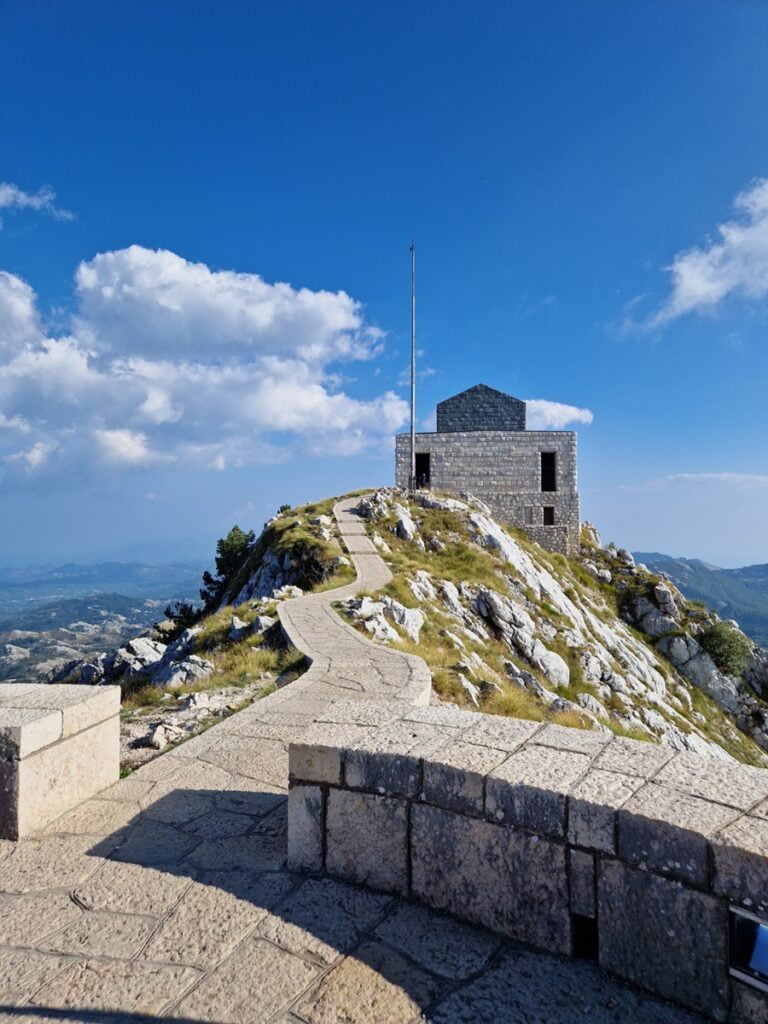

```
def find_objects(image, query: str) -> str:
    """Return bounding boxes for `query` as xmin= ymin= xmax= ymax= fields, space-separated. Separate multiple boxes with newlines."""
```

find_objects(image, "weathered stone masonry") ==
xmin=288 ymin=704 xmax=768 ymax=1024
xmin=396 ymin=384 xmax=580 ymax=555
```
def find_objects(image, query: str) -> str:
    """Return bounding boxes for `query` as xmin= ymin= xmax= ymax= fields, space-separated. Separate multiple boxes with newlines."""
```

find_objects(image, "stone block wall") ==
xmin=288 ymin=702 xmax=768 ymax=1023
xmin=0 ymin=684 xmax=120 ymax=839
xmin=395 ymin=429 xmax=580 ymax=554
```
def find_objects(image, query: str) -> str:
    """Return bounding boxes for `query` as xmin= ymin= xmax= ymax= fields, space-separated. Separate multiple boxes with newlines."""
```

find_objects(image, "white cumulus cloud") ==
xmin=650 ymin=178 xmax=768 ymax=326
xmin=74 ymin=245 xmax=382 ymax=363
xmin=94 ymin=428 xmax=158 ymax=465
xmin=525 ymin=399 xmax=594 ymax=430
xmin=0 ymin=247 xmax=409 ymax=483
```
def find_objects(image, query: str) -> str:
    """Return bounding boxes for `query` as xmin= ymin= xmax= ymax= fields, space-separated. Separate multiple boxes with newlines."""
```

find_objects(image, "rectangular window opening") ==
xmin=730 ymin=907 xmax=768 ymax=993
xmin=541 ymin=451 xmax=557 ymax=492
xmin=543 ymin=506 xmax=555 ymax=526
xmin=571 ymin=914 xmax=599 ymax=961
xmin=415 ymin=452 xmax=431 ymax=489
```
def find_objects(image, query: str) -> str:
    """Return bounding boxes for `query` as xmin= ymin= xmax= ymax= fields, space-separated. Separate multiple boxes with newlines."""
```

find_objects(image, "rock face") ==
xmin=617 ymin=578 xmax=768 ymax=752
xmin=348 ymin=488 xmax=768 ymax=763
xmin=112 ymin=637 xmax=167 ymax=679
xmin=45 ymin=623 xmax=214 ymax=692
xmin=152 ymin=655 xmax=214 ymax=687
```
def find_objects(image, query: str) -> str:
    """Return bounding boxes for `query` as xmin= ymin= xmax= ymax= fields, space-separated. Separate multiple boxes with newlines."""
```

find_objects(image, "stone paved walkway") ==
xmin=0 ymin=498 xmax=704 ymax=1024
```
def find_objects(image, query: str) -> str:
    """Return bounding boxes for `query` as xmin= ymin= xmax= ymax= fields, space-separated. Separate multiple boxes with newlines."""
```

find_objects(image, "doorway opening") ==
xmin=415 ymin=452 xmax=431 ymax=489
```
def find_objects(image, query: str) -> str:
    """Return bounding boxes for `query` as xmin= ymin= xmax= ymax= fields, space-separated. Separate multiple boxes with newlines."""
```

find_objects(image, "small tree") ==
xmin=699 ymin=622 xmax=753 ymax=677
xmin=200 ymin=524 xmax=255 ymax=610
xmin=163 ymin=599 xmax=200 ymax=630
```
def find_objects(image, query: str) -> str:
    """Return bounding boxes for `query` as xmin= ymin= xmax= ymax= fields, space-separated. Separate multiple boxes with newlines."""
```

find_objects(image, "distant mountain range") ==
xmin=0 ymin=561 xmax=207 ymax=684
xmin=634 ymin=552 xmax=768 ymax=647
xmin=0 ymin=560 xmax=205 ymax=621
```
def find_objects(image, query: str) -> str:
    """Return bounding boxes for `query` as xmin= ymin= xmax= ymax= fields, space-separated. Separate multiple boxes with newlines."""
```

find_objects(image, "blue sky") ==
xmin=1 ymin=0 xmax=768 ymax=567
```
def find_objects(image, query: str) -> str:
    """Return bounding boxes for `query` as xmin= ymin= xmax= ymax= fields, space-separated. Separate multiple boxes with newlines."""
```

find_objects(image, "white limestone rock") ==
xmin=394 ymin=503 xmax=418 ymax=542
xmin=382 ymin=598 xmax=425 ymax=643
xmin=616 ymin=548 xmax=635 ymax=567
xmin=439 ymin=580 xmax=466 ymax=619
xmin=228 ymin=615 xmax=249 ymax=641
xmin=409 ymin=570 xmax=437 ymax=603
xmin=577 ymin=692 xmax=608 ymax=719
xmin=581 ymin=521 xmax=602 ymax=547
xmin=250 ymin=615 xmax=277 ymax=636
xmin=371 ymin=532 xmax=392 ymax=555
xmin=161 ymin=627 xmax=201 ymax=664
xmin=153 ymin=655 xmax=214 ymax=687
xmin=583 ymin=560 xmax=612 ymax=584
xmin=180 ymin=691 xmax=210 ymax=711
xmin=505 ymin=663 xmax=558 ymax=706
xmin=416 ymin=493 xmax=468 ymax=513
xmin=112 ymin=637 xmax=167 ymax=679
xmin=356 ymin=490 xmax=391 ymax=520
xmin=458 ymin=673 xmax=480 ymax=706
xmin=364 ymin=614 xmax=399 ymax=643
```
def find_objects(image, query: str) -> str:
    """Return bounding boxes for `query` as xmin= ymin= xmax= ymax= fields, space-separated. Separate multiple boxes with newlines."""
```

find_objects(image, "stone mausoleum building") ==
xmin=395 ymin=383 xmax=580 ymax=555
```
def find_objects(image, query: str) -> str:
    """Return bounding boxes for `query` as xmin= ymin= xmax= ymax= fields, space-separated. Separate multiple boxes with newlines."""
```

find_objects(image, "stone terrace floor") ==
xmin=0 ymin=498 xmax=705 ymax=1024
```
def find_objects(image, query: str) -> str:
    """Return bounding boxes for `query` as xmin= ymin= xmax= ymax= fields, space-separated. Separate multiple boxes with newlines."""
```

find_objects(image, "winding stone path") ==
xmin=0 ymin=497 xmax=704 ymax=1023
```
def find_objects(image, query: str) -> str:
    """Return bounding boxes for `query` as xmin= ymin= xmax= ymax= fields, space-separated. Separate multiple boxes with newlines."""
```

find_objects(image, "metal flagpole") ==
xmin=409 ymin=241 xmax=416 ymax=497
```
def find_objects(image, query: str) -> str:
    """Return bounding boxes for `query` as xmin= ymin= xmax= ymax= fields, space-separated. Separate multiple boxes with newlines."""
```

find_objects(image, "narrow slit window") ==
xmin=541 ymin=452 xmax=557 ymax=492
xmin=524 ymin=506 xmax=535 ymax=526
xmin=543 ymin=506 xmax=555 ymax=526
xmin=571 ymin=914 xmax=599 ymax=961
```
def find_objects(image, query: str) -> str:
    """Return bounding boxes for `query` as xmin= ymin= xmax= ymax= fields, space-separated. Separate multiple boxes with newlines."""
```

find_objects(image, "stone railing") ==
xmin=0 ymin=683 xmax=120 ymax=839
xmin=287 ymin=702 xmax=768 ymax=1023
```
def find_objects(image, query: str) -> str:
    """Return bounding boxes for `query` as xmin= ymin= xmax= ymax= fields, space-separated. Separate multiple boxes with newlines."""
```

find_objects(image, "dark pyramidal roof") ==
xmin=436 ymin=383 xmax=526 ymax=433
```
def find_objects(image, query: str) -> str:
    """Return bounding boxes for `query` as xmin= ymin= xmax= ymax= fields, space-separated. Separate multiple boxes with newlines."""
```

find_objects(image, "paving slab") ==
xmin=428 ymin=947 xmax=705 ymax=1024
xmin=144 ymin=870 xmax=294 ymax=968
xmin=171 ymin=937 xmax=320 ymax=1023
xmin=0 ymin=892 xmax=82 ymax=947
xmin=30 ymin=958 xmax=201 ymax=1016
xmin=373 ymin=901 xmax=503 ymax=980
xmin=40 ymin=910 xmax=157 ymax=959
xmin=0 ymin=948 xmax=72 ymax=1005
xmin=257 ymin=877 xmax=392 ymax=964
xmin=296 ymin=940 xmax=441 ymax=1024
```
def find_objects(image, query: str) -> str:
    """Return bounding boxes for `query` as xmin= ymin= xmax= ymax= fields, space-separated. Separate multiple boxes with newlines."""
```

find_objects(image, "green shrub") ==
xmin=698 ymin=622 xmax=753 ymax=676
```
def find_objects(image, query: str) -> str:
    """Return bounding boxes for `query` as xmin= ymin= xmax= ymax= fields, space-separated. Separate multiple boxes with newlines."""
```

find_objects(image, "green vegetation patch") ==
xmin=698 ymin=621 xmax=754 ymax=677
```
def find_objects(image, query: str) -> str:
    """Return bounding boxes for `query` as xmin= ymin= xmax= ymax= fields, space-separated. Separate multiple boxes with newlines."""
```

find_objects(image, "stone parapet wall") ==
xmin=0 ymin=684 xmax=120 ymax=839
xmin=395 ymin=430 xmax=580 ymax=554
xmin=288 ymin=702 xmax=768 ymax=1023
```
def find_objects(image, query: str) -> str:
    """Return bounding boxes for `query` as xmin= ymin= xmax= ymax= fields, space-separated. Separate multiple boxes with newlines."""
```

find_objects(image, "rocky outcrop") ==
xmin=348 ymin=488 xmax=768 ymax=763
xmin=45 ymin=624 xmax=213 ymax=691
xmin=340 ymin=595 xmax=425 ymax=644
